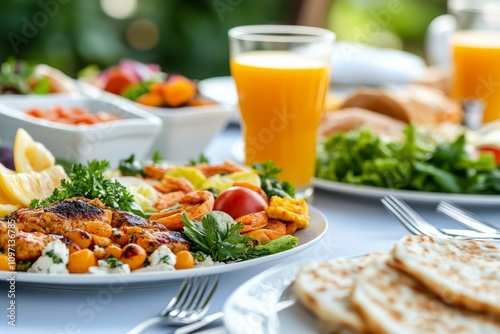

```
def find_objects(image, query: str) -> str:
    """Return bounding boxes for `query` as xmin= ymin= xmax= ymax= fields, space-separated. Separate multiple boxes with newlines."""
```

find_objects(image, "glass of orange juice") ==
xmin=229 ymin=25 xmax=334 ymax=199
xmin=450 ymin=5 xmax=500 ymax=123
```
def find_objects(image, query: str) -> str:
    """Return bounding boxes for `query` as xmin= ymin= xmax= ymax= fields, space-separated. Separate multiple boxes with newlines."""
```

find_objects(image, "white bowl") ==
xmin=0 ymin=95 xmax=162 ymax=165
xmin=78 ymin=81 xmax=234 ymax=161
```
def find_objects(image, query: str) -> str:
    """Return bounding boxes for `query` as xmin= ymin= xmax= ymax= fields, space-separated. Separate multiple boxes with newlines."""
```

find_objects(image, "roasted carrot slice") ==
xmin=236 ymin=211 xmax=268 ymax=233
xmin=162 ymin=75 xmax=197 ymax=107
xmin=136 ymin=91 xmax=164 ymax=107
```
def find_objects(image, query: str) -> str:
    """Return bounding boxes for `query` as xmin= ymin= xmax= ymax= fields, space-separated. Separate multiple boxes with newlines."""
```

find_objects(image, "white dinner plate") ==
xmin=223 ymin=259 xmax=321 ymax=334
xmin=313 ymin=178 xmax=500 ymax=205
xmin=0 ymin=207 xmax=327 ymax=288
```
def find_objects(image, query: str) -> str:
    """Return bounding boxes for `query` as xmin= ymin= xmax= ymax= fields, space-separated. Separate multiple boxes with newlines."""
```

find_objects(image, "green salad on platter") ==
xmin=316 ymin=125 xmax=500 ymax=194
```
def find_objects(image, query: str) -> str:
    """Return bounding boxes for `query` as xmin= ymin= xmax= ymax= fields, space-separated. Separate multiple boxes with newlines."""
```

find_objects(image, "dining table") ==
xmin=1 ymin=122 xmax=498 ymax=334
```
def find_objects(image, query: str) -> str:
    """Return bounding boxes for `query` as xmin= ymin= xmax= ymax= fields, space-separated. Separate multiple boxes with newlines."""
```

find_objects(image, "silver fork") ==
xmin=381 ymin=195 xmax=500 ymax=240
xmin=126 ymin=275 xmax=219 ymax=334
xmin=172 ymin=279 xmax=296 ymax=334
xmin=436 ymin=200 xmax=500 ymax=234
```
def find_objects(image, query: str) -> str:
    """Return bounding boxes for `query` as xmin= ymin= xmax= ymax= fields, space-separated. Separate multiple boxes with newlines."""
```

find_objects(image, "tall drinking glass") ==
xmin=229 ymin=25 xmax=334 ymax=199
xmin=449 ymin=3 xmax=500 ymax=123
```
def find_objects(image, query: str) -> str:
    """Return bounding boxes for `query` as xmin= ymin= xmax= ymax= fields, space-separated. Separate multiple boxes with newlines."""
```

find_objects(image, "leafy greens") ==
xmin=182 ymin=211 xmax=298 ymax=262
xmin=252 ymin=161 xmax=295 ymax=198
xmin=316 ymin=125 xmax=500 ymax=194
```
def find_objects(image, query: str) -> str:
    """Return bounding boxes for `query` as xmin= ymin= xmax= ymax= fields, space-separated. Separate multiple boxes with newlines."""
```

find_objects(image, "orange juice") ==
xmin=231 ymin=51 xmax=330 ymax=189
xmin=451 ymin=31 xmax=500 ymax=123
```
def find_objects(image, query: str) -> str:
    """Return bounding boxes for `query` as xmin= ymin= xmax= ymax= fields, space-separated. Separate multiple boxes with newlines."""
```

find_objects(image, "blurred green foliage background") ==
xmin=0 ymin=0 xmax=447 ymax=80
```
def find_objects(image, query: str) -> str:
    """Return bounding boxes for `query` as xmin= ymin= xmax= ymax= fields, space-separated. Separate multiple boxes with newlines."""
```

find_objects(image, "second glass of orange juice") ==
xmin=450 ymin=5 xmax=500 ymax=123
xmin=229 ymin=25 xmax=335 ymax=198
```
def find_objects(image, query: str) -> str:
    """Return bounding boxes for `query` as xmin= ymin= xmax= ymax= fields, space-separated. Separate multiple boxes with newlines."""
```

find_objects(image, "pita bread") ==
xmin=294 ymin=252 xmax=385 ymax=333
xmin=392 ymin=235 xmax=500 ymax=315
xmin=351 ymin=253 xmax=500 ymax=334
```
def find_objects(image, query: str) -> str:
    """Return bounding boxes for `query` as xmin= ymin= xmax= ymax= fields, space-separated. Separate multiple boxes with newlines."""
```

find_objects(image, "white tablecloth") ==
xmin=1 ymin=125 xmax=498 ymax=334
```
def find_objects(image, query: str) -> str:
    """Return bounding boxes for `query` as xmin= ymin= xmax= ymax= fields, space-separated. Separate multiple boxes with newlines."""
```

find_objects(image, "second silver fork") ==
xmin=381 ymin=195 xmax=500 ymax=240
xmin=436 ymin=200 xmax=500 ymax=234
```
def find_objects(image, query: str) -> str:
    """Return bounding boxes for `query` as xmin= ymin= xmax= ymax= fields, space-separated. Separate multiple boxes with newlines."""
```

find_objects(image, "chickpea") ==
xmin=174 ymin=251 xmax=194 ymax=270
xmin=104 ymin=244 xmax=122 ymax=259
xmin=0 ymin=254 xmax=14 ymax=271
xmin=63 ymin=237 xmax=82 ymax=254
xmin=66 ymin=229 xmax=92 ymax=249
xmin=120 ymin=244 xmax=147 ymax=270
xmin=68 ymin=249 xmax=97 ymax=274
xmin=110 ymin=228 xmax=128 ymax=246
xmin=91 ymin=234 xmax=112 ymax=248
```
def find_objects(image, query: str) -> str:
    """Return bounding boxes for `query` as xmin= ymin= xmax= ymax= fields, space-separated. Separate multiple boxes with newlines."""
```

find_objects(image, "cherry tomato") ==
xmin=478 ymin=146 xmax=500 ymax=165
xmin=103 ymin=68 xmax=137 ymax=95
xmin=213 ymin=186 xmax=268 ymax=220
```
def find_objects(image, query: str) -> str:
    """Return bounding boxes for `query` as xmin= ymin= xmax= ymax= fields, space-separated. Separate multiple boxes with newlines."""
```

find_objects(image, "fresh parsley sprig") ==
xmin=182 ymin=211 xmax=255 ymax=262
xmin=252 ymin=161 xmax=295 ymax=198
xmin=30 ymin=160 xmax=142 ymax=215
xmin=189 ymin=153 xmax=209 ymax=166
xmin=182 ymin=211 xmax=299 ymax=262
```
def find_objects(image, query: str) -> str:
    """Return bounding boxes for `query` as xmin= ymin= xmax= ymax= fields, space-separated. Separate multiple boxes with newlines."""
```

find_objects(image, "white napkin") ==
xmin=331 ymin=42 xmax=426 ymax=86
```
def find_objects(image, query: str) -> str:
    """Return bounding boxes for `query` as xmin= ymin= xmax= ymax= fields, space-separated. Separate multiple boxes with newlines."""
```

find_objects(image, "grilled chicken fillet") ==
xmin=8 ymin=198 xmax=113 ymax=235
xmin=2 ymin=197 xmax=190 ymax=265
xmin=0 ymin=220 xmax=58 ymax=262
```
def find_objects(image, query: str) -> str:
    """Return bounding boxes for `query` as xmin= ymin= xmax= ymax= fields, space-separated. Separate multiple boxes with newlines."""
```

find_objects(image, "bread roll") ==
xmin=318 ymin=107 xmax=406 ymax=140
xmin=338 ymin=84 xmax=462 ymax=125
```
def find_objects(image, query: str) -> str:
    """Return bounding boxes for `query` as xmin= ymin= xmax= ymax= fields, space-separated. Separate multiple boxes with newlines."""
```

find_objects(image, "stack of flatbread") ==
xmin=294 ymin=235 xmax=500 ymax=333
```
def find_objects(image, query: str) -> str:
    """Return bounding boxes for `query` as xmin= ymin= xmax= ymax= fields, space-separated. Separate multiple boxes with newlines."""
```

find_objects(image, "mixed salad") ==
xmin=316 ymin=124 xmax=500 ymax=194
xmin=1 ymin=152 xmax=308 ymax=275
xmin=0 ymin=58 xmax=76 ymax=95
xmin=80 ymin=59 xmax=213 ymax=108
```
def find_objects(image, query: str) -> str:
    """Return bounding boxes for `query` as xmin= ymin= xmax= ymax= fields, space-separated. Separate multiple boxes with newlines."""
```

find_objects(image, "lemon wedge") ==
xmin=0 ymin=204 xmax=19 ymax=218
xmin=0 ymin=163 xmax=14 ymax=174
xmin=228 ymin=170 xmax=261 ymax=187
xmin=0 ymin=165 xmax=68 ymax=207
xmin=165 ymin=166 xmax=207 ymax=190
xmin=14 ymin=128 xmax=55 ymax=173
xmin=201 ymin=174 xmax=234 ymax=192
xmin=0 ymin=164 xmax=14 ymax=204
